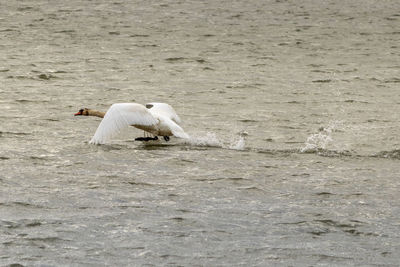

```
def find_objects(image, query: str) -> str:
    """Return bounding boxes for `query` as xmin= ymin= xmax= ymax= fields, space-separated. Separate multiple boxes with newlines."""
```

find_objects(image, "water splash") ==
xmin=185 ymin=132 xmax=223 ymax=147
xmin=229 ymin=136 xmax=246 ymax=150
xmin=373 ymin=150 xmax=400 ymax=160
xmin=228 ymin=131 xmax=247 ymax=150
xmin=301 ymin=121 xmax=341 ymax=153
xmin=185 ymin=131 xmax=246 ymax=150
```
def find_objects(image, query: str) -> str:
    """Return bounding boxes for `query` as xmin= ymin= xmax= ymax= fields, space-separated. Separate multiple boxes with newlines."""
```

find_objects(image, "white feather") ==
xmin=90 ymin=103 xmax=157 ymax=144
xmin=146 ymin=102 xmax=182 ymax=125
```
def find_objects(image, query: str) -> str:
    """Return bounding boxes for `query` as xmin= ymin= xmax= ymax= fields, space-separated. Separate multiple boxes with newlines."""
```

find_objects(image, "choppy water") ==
xmin=1 ymin=0 xmax=400 ymax=266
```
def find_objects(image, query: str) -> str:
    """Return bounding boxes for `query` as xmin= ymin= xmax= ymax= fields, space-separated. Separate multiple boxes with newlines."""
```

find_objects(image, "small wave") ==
xmin=26 ymin=236 xmax=64 ymax=242
xmin=301 ymin=148 xmax=353 ymax=158
xmin=258 ymin=147 xmax=400 ymax=160
xmin=256 ymin=147 xmax=353 ymax=158
xmin=15 ymin=99 xmax=50 ymax=103
xmin=0 ymin=201 xmax=45 ymax=209
xmin=165 ymin=57 xmax=186 ymax=62
xmin=1 ymin=219 xmax=42 ymax=229
xmin=372 ymin=150 xmax=400 ymax=159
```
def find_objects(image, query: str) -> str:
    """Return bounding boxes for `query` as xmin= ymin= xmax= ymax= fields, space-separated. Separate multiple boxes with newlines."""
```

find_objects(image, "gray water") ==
xmin=1 ymin=0 xmax=400 ymax=266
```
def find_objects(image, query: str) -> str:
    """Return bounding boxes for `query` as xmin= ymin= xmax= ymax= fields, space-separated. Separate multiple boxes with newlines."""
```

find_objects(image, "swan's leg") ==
xmin=163 ymin=136 xmax=170 ymax=141
xmin=135 ymin=136 xmax=158 ymax=141
xmin=136 ymin=131 xmax=146 ymax=141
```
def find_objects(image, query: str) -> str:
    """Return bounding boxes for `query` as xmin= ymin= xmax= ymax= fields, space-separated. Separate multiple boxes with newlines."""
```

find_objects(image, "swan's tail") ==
xmin=165 ymin=118 xmax=190 ymax=139
xmin=171 ymin=127 xmax=190 ymax=139
xmin=173 ymin=131 xmax=190 ymax=139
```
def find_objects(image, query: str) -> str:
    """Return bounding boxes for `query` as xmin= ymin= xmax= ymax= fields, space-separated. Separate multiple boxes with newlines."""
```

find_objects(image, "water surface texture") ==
xmin=1 ymin=0 xmax=400 ymax=266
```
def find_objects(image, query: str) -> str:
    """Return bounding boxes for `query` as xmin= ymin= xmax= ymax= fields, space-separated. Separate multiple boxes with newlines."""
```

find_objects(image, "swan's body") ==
xmin=75 ymin=102 xmax=189 ymax=145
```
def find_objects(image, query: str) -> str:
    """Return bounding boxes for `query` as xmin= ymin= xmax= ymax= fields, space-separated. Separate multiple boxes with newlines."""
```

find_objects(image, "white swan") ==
xmin=74 ymin=102 xmax=189 ymax=144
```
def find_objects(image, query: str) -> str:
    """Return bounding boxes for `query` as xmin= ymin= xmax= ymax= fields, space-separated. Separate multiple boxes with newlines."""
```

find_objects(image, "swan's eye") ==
xmin=79 ymin=109 xmax=84 ymax=113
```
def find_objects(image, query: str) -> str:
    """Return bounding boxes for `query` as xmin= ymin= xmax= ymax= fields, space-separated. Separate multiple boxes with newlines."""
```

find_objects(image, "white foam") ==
xmin=185 ymin=132 xmax=223 ymax=147
xmin=301 ymin=121 xmax=341 ymax=153
xmin=301 ymin=131 xmax=333 ymax=152
xmin=184 ymin=131 xmax=246 ymax=150
xmin=229 ymin=135 xmax=246 ymax=150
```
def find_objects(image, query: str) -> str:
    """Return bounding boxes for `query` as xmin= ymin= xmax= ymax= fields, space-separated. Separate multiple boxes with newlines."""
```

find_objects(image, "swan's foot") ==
xmin=163 ymin=136 xmax=170 ymax=141
xmin=135 ymin=136 xmax=159 ymax=142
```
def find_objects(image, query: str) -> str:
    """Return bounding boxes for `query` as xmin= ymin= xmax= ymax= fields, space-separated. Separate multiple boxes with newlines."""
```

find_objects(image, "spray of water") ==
xmin=228 ymin=131 xmax=247 ymax=150
xmin=185 ymin=132 xmax=223 ymax=147
xmin=184 ymin=131 xmax=247 ymax=150
xmin=301 ymin=121 xmax=342 ymax=153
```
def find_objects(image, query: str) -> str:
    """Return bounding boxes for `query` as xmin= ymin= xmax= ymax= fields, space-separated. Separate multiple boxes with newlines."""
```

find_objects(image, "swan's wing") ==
xmin=145 ymin=102 xmax=182 ymax=125
xmin=90 ymin=103 xmax=157 ymax=144
xmin=163 ymin=118 xmax=190 ymax=139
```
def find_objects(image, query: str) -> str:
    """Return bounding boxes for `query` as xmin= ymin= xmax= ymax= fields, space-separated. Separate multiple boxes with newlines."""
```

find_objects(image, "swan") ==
xmin=74 ymin=102 xmax=189 ymax=144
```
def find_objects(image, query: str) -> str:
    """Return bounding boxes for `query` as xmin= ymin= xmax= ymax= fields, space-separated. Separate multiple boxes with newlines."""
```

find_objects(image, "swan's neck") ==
xmin=88 ymin=109 xmax=105 ymax=118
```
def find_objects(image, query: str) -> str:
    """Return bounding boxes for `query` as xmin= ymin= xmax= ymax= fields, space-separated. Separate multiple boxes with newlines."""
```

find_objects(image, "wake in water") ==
xmin=372 ymin=150 xmax=400 ymax=160
xmin=298 ymin=120 xmax=400 ymax=159
xmin=134 ymin=121 xmax=400 ymax=160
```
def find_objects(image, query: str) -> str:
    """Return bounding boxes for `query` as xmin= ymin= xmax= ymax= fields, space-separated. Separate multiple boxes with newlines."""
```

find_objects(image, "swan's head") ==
xmin=74 ymin=108 xmax=89 ymax=116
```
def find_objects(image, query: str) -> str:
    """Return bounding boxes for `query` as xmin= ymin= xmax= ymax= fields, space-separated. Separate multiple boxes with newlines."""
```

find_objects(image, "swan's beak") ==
xmin=74 ymin=111 xmax=82 ymax=116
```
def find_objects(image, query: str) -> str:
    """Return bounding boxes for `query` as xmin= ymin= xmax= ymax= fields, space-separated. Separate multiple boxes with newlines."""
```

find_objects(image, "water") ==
xmin=1 ymin=0 xmax=400 ymax=266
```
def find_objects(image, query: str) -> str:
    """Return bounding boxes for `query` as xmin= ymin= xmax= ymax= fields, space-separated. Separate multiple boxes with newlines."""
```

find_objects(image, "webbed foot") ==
xmin=135 ymin=136 xmax=159 ymax=141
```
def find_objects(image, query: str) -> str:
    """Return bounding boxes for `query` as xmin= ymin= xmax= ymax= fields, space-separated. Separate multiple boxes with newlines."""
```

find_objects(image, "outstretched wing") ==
xmin=145 ymin=102 xmax=182 ymax=125
xmin=90 ymin=103 xmax=157 ymax=144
